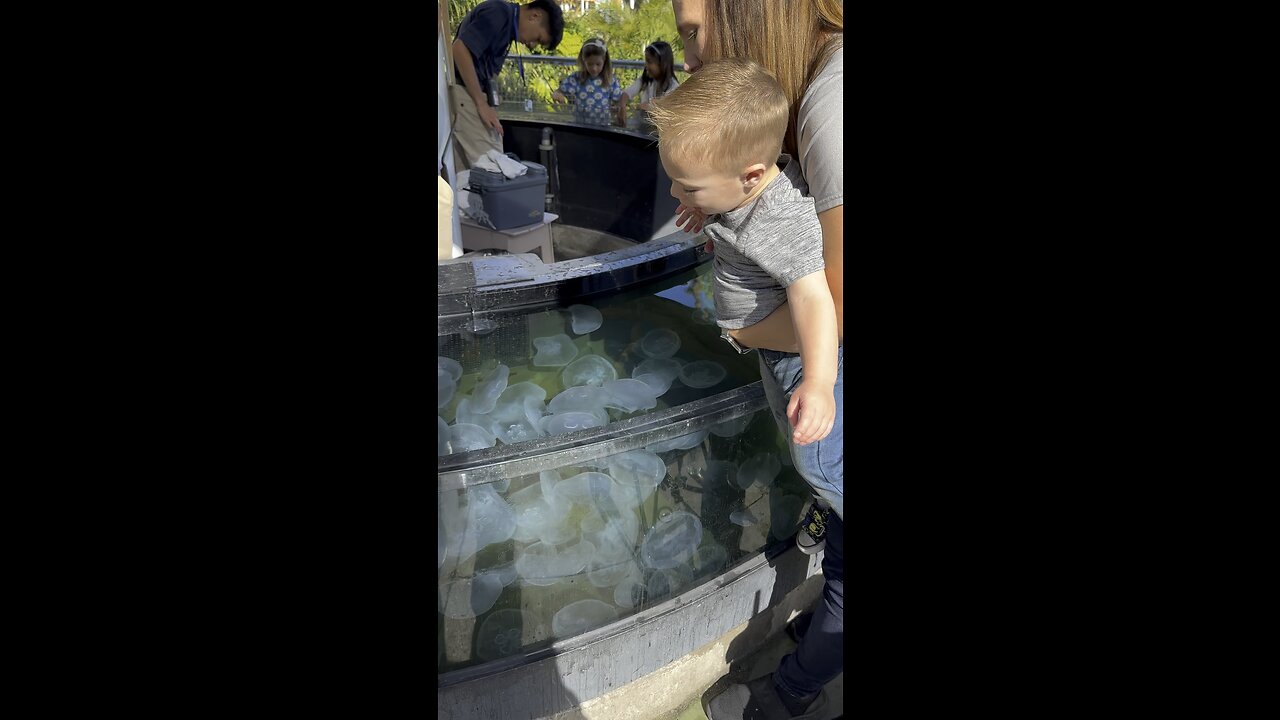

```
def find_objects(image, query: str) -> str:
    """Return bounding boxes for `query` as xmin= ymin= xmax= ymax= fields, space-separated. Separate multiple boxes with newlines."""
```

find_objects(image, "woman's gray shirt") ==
xmin=797 ymin=42 xmax=844 ymax=214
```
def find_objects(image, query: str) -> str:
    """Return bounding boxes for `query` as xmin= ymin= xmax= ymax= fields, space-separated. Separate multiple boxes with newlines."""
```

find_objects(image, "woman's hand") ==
xmin=551 ymin=91 xmax=568 ymax=104
xmin=675 ymin=203 xmax=706 ymax=234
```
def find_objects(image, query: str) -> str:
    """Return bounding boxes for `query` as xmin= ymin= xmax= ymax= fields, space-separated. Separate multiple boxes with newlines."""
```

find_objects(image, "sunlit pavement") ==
xmin=671 ymin=622 xmax=844 ymax=720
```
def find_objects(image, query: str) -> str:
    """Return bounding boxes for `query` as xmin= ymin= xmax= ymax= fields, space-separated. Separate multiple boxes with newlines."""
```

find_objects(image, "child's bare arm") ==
xmin=784 ymin=271 xmax=838 ymax=446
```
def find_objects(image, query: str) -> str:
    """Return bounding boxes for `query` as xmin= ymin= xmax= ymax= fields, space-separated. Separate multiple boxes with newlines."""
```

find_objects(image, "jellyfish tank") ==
xmin=438 ymin=257 xmax=827 ymax=719
xmin=439 ymin=110 xmax=827 ymax=718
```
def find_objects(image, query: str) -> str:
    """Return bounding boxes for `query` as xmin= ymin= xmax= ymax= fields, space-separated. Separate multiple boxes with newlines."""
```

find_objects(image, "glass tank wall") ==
xmin=438 ymin=263 xmax=813 ymax=674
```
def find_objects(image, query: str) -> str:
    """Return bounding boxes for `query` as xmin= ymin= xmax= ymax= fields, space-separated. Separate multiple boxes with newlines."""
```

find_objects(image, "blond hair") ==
xmin=698 ymin=0 xmax=843 ymax=157
xmin=648 ymin=58 xmax=789 ymax=174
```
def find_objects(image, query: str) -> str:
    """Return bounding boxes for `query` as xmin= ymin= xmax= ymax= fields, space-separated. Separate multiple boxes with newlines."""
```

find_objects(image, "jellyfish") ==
xmin=437 ymin=416 xmax=452 ymax=457
xmin=469 ymin=364 xmax=510 ymax=414
xmin=547 ymin=385 xmax=610 ymax=415
xmin=511 ymin=493 xmax=570 ymax=544
xmin=678 ymin=360 xmax=726 ymax=389
xmin=640 ymin=328 xmax=681 ymax=359
xmin=632 ymin=357 xmax=683 ymax=384
xmin=516 ymin=539 xmax=595 ymax=587
xmin=438 ymin=573 xmax=504 ymax=619
xmin=495 ymin=382 xmax=548 ymax=409
xmin=587 ymin=555 xmax=638 ymax=589
xmin=554 ymin=471 xmax=614 ymax=503
xmin=613 ymin=570 xmax=647 ymax=609
xmin=640 ymin=510 xmax=702 ymax=570
xmin=692 ymin=543 xmax=728 ymax=574
xmin=581 ymin=507 xmax=640 ymax=553
xmin=737 ymin=453 xmax=782 ymax=488
xmin=608 ymin=450 xmax=666 ymax=493
xmin=568 ymin=304 xmax=603 ymax=335
xmin=561 ymin=355 xmax=618 ymax=388
xmin=493 ymin=418 xmax=542 ymax=444
xmin=490 ymin=388 xmax=546 ymax=444
xmin=540 ymin=411 xmax=606 ymax=436
xmin=531 ymin=334 xmax=579 ymax=367
xmin=456 ymin=484 xmax=516 ymax=559
xmin=552 ymin=599 xmax=618 ymax=638
xmin=632 ymin=372 xmax=673 ymax=397
xmin=602 ymin=378 xmax=659 ymax=413
xmin=477 ymin=609 xmax=546 ymax=661
xmin=438 ymin=356 xmax=464 ymax=382
xmin=448 ymin=423 xmax=496 ymax=453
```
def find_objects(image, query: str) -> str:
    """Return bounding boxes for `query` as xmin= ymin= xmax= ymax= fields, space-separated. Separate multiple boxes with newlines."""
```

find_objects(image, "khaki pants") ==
xmin=449 ymin=84 xmax=502 ymax=174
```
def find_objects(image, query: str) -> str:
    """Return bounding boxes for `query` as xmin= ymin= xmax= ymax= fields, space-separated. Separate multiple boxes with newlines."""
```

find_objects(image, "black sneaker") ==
xmin=704 ymin=672 xmax=827 ymax=720
xmin=796 ymin=502 xmax=830 ymax=555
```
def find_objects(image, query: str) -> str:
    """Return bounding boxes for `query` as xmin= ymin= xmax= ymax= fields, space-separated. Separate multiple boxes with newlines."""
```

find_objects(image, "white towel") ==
xmin=485 ymin=149 xmax=528 ymax=179
xmin=472 ymin=154 xmax=502 ymax=174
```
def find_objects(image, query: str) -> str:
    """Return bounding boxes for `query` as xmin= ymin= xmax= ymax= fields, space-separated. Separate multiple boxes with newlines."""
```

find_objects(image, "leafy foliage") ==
xmin=447 ymin=1 xmax=683 ymax=60
xmin=448 ymin=1 xmax=686 ymax=113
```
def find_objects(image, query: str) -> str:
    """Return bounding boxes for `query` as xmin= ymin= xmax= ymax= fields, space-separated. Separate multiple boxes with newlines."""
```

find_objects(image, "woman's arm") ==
xmin=729 ymin=204 xmax=844 ymax=351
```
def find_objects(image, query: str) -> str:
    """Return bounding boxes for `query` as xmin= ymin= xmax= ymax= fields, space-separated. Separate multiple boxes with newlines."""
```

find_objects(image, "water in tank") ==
xmin=438 ymin=263 xmax=814 ymax=673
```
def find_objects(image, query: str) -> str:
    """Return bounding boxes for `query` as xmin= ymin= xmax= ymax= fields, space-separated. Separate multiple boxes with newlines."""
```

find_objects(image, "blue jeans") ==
xmin=758 ymin=347 xmax=845 ymax=697
xmin=775 ymin=510 xmax=844 ymax=699
xmin=757 ymin=347 xmax=844 ymax=520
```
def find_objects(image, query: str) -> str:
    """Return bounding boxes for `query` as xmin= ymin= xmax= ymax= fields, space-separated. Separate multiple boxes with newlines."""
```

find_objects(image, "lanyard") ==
xmin=511 ymin=4 xmax=526 ymax=83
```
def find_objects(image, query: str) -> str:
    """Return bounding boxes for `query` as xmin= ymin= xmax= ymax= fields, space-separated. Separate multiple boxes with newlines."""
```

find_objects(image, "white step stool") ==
xmin=459 ymin=212 xmax=559 ymax=264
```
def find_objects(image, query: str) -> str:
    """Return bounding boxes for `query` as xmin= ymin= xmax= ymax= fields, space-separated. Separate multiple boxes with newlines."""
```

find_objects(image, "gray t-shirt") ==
xmin=704 ymin=155 xmax=825 ymax=330
xmin=797 ymin=41 xmax=844 ymax=214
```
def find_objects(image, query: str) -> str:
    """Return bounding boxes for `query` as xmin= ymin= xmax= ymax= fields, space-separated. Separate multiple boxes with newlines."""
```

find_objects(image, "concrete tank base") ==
xmin=438 ymin=545 xmax=826 ymax=720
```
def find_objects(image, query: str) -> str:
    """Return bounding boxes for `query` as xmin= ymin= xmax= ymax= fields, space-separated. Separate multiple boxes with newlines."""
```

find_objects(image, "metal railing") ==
xmin=488 ymin=55 xmax=688 ymax=129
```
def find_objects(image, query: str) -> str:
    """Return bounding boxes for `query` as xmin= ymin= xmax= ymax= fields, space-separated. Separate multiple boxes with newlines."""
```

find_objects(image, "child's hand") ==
xmin=675 ymin=204 xmax=706 ymax=234
xmin=786 ymin=380 xmax=835 ymax=446
xmin=551 ymin=91 xmax=568 ymax=104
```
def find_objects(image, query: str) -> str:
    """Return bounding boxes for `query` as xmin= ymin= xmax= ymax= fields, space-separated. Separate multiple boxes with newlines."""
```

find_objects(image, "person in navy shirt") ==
xmin=450 ymin=0 xmax=563 ymax=170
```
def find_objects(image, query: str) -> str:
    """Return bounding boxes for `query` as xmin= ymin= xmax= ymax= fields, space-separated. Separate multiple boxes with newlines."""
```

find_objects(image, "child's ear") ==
xmin=741 ymin=163 xmax=769 ymax=189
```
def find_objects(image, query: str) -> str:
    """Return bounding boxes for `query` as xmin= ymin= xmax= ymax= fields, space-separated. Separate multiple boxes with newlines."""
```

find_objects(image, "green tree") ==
xmin=450 ymin=1 xmax=688 ymax=116
xmin=563 ymin=0 xmax=682 ymax=61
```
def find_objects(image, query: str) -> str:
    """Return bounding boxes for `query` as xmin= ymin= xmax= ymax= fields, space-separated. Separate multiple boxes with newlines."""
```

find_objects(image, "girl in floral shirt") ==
xmin=552 ymin=38 xmax=622 ymax=126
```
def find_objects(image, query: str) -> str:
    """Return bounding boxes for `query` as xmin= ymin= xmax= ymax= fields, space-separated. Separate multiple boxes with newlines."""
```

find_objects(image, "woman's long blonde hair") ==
xmin=700 ymin=0 xmax=843 ymax=157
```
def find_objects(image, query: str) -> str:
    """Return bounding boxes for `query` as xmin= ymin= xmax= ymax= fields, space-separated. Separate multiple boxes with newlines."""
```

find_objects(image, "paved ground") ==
xmin=670 ymin=623 xmax=844 ymax=720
